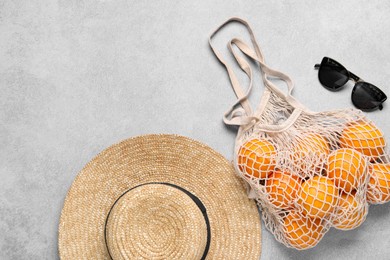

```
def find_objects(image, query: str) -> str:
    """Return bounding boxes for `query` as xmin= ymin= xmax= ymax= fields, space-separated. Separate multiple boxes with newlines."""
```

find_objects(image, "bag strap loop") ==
xmin=228 ymin=37 xmax=294 ymax=97
xmin=209 ymin=17 xmax=305 ymax=128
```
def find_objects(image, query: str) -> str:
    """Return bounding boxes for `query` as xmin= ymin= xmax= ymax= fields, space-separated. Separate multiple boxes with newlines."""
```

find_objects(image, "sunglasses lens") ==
xmin=352 ymin=82 xmax=387 ymax=111
xmin=318 ymin=58 xmax=349 ymax=90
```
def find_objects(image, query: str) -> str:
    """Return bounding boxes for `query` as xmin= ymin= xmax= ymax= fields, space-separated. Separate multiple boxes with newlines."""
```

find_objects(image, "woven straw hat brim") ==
xmin=58 ymin=134 xmax=261 ymax=259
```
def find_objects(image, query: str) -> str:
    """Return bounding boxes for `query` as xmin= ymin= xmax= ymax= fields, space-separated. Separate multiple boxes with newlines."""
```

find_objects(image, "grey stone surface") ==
xmin=1 ymin=0 xmax=390 ymax=259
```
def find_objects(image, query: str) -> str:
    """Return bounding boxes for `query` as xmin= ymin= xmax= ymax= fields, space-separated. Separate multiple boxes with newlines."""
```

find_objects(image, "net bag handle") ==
xmin=209 ymin=17 xmax=305 ymax=131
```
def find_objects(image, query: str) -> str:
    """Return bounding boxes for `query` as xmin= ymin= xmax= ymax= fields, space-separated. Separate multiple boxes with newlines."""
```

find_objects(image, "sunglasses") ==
xmin=314 ymin=57 xmax=387 ymax=111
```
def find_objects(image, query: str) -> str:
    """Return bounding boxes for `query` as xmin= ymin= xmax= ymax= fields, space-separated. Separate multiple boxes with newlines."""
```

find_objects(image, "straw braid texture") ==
xmin=105 ymin=184 xmax=207 ymax=259
xmin=58 ymin=134 xmax=261 ymax=259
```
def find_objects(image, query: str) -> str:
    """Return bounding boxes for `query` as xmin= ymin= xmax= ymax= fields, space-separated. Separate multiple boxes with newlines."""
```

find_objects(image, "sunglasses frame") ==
xmin=314 ymin=57 xmax=387 ymax=111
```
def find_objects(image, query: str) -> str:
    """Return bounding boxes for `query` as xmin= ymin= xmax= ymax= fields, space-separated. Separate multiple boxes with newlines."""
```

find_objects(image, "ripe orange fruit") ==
xmin=283 ymin=210 xmax=324 ymax=249
xmin=292 ymin=133 xmax=330 ymax=172
xmin=297 ymin=175 xmax=338 ymax=218
xmin=265 ymin=171 xmax=301 ymax=210
xmin=326 ymin=148 xmax=367 ymax=193
xmin=366 ymin=163 xmax=390 ymax=204
xmin=333 ymin=192 xmax=367 ymax=230
xmin=238 ymin=139 xmax=276 ymax=179
xmin=339 ymin=120 xmax=385 ymax=158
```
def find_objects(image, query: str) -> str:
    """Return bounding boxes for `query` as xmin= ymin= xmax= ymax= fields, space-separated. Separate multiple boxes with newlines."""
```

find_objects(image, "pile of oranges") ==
xmin=237 ymin=119 xmax=389 ymax=250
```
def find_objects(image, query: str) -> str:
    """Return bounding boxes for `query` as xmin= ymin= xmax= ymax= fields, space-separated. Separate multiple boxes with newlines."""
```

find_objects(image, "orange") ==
xmin=238 ymin=138 xmax=276 ymax=179
xmin=297 ymin=175 xmax=338 ymax=218
xmin=292 ymin=133 xmax=330 ymax=172
xmin=339 ymin=120 xmax=385 ymax=158
xmin=366 ymin=163 xmax=390 ymax=204
xmin=333 ymin=192 xmax=367 ymax=230
xmin=265 ymin=171 xmax=301 ymax=210
xmin=326 ymin=148 xmax=367 ymax=193
xmin=283 ymin=210 xmax=325 ymax=249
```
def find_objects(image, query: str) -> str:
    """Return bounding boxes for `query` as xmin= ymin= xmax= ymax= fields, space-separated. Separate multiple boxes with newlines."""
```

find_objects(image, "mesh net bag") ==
xmin=209 ymin=17 xmax=390 ymax=250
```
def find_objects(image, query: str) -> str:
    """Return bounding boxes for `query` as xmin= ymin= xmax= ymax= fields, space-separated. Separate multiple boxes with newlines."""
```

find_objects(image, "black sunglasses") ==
xmin=314 ymin=57 xmax=387 ymax=111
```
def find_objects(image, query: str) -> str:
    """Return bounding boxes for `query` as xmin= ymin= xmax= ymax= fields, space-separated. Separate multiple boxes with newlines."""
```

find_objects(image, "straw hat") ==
xmin=58 ymin=134 xmax=261 ymax=259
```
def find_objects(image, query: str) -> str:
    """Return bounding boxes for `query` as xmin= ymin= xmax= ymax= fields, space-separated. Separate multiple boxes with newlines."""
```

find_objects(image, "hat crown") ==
xmin=105 ymin=183 xmax=208 ymax=259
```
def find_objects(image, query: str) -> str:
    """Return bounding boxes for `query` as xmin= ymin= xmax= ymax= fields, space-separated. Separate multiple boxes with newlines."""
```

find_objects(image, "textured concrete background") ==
xmin=1 ymin=0 xmax=390 ymax=259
